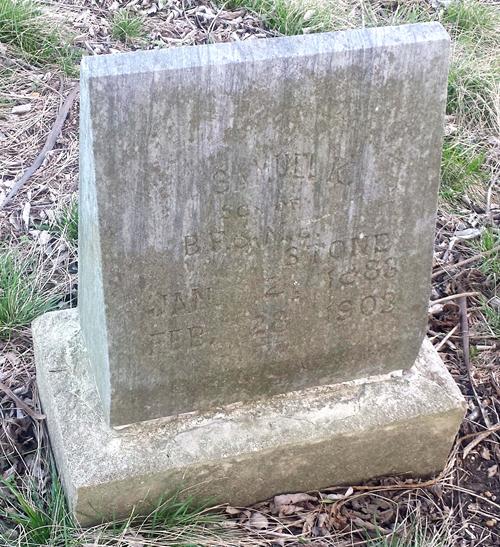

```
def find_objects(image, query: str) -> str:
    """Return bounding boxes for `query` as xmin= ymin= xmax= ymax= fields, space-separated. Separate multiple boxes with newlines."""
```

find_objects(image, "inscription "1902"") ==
xmin=328 ymin=291 xmax=396 ymax=322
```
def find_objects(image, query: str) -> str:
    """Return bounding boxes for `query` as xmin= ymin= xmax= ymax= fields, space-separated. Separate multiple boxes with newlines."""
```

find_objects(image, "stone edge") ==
xmin=81 ymin=22 xmax=449 ymax=79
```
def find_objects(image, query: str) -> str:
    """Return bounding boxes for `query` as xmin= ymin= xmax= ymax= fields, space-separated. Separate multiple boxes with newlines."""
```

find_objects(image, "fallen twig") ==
xmin=0 ymin=381 xmax=45 ymax=420
xmin=434 ymin=324 xmax=459 ymax=352
xmin=458 ymin=295 xmax=493 ymax=430
xmin=458 ymin=295 xmax=471 ymax=372
xmin=461 ymin=424 xmax=500 ymax=450
xmin=352 ymin=517 xmax=392 ymax=536
xmin=325 ymin=476 xmax=443 ymax=494
xmin=431 ymin=246 xmax=500 ymax=279
xmin=431 ymin=292 xmax=480 ymax=305
xmin=0 ymin=85 xmax=79 ymax=210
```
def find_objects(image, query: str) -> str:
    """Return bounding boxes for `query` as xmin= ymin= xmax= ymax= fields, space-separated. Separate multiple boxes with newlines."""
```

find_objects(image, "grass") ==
xmin=50 ymin=198 xmax=78 ymax=247
xmin=1 ymin=475 xmax=465 ymax=547
xmin=0 ymin=473 xmax=244 ymax=547
xmin=359 ymin=1 xmax=432 ymax=27
xmin=111 ymin=9 xmax=145 ymax=42
xmin=366 ymin=503 xmax=456 ymax=547
xmin=440 ymin=139 xmax=487 ymax=202
xmin=35 ymin=199 xmax=78 ymax=248
xmin=443 ymin=0 xmax=499 ymax=134
xmin=474 ymin=228 xmax=500 ymax=278
xmin=0 ymin=0 xmax=80 ymax=74
xmin=369 ymin=531 xmax=448 ymax=547
xmin=1 ymin=469 xmax=74 ymax=547
xmin=221 ymin=0 xmax=498 ymax=209
xmin=0 ymin=248 xmax=60 ymax=339
xmin=482 ymin=301 xmax=500 ymax=338
xmin=223 ymin=0 xmax=333 ymax=34
xmin=0 ymin=0 xmax=498 ymax=545
xmin=469 ymin=227 xmax=500 ymax=287
xmin=447 ymin=43 xmax=499 ymax=132
xmin=442 ymin=0 xmax=499 ymax=37
xmin=468 ymin=228 xmax=499 ymax=337
xmin=236 ymin=1 xmax=497 ymax=129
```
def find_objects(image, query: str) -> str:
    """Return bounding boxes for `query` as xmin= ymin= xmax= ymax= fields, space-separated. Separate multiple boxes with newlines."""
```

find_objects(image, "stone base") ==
xmin=33 ymin=308 xmax=465 ymax=526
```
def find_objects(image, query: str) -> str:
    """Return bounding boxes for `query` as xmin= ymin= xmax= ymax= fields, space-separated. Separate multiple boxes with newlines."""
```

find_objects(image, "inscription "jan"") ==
xmin=149 ymin=286 xmax=215 ymax=317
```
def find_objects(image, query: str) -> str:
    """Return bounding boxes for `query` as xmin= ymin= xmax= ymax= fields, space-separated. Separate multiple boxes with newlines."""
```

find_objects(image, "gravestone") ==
xmin=33 ymin=22 xmax=465 ymax=525
xmin=81 ymin=20 xmax=446 ymax=426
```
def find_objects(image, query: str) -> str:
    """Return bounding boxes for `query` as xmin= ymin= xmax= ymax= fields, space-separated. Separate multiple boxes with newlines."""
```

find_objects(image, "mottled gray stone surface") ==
xmin=80 ymin=23 xmax=450 ymax=426
xmin=32 ymin=309 xmax=465 ymax=526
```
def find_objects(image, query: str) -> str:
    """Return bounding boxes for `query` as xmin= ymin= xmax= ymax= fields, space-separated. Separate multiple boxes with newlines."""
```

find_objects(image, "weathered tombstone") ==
xmin=33 ymin=22 xmax=465 ymax=525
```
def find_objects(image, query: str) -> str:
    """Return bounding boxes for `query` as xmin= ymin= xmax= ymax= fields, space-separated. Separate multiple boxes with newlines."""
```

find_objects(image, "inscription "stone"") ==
xmin=329 ymin=233 xmax=391 ymax=258
xmin=183 ymin=230 xmax=392 ymax=260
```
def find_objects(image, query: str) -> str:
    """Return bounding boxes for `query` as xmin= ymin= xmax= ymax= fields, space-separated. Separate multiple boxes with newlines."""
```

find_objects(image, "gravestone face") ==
xmin=80 ymin=23 xmax=450 ymax=426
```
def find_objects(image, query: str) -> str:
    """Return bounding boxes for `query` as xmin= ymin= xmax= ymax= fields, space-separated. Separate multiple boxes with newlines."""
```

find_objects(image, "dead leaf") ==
xmin=326 ymin=487 xmax=354 ymax=501
xmin=429 ymin=303 xmax=444 ymax=315
xmin=11 ymin=103 xmax=32 ymax=115
xmin=38 ymin=230 xmax=51 ymax=245
xmin=313 ymin=512 xmax=330 ymax=537
xmin=454 ymin=228 xmax=483 ymax=240
xmin=430 ymin=483 xmax=443 ymax=499
xmin=22 ymin=201 xmax=30 ymax=228
xmin=303 ymin=9 xmax=316 ymax=22
xmin=302 ymin=511 xmax=315 ymax=534
xmin=480 ymin=446 xmax=491 ymax=460
xmin=274 ymin=493 xmax=317 ymax=509
xmin=249 ymin=511 xmax=268 ymax=529
xmin=487 ymin=465 xmax=498 ymax=478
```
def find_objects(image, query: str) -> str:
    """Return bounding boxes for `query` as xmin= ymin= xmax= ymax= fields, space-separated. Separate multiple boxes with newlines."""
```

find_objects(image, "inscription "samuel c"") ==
xmin=207 ymin=150 xmax=358 ymax=194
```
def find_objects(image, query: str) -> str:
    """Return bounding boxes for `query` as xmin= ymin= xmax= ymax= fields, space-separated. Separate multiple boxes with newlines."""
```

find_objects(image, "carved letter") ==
xmin=329 ymin=240 xmax=345 ymax=258
xmin=352 ymin=235 xmax=369 ymax=257
xmin=188 ymin=326 xmax=204 ymax=347
xmin=375 ymin=233 xmax=391 ymax=253
xmin=168 ymin=329 xmax=183 ymax=350
xmin=184 ymin=234 xmax=200 ymax=256
xmin=172 ymin=292 xmax=186 ymax=314
xmin=209 ymin=230 xmax=225 ymax=252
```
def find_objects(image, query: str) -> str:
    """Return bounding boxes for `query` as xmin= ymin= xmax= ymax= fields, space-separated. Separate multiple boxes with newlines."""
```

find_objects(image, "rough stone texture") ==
xmin=33 ymin=308 xmax=465 ymax=526
xmin=80 ymin=23 xmax=450 ymax=426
